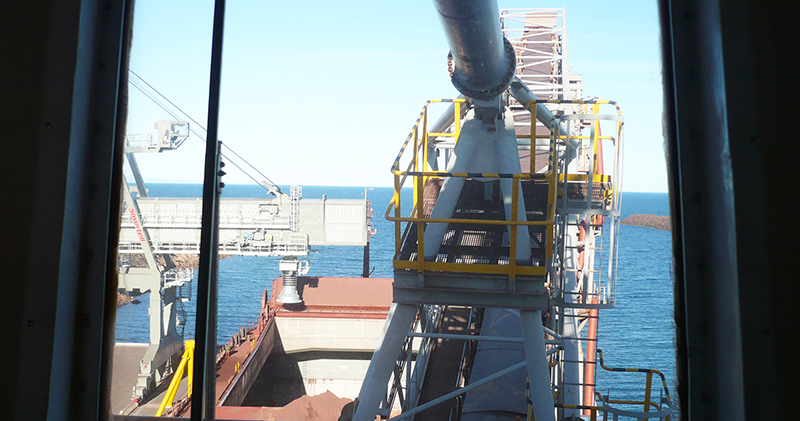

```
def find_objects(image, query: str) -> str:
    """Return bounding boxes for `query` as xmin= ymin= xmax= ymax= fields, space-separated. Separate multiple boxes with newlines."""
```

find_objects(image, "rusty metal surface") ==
xmin=215 ymin=320 xmax=277 ymax=407
xmin=423 ymin=178 xmax=444 ymax=217
xmin=216 ymin=390 xmax=353 ymax=420
xmin=518 ymin=148 xmax=551 ymax=174
xmin=271 ymin=276 xmax=393 ymax=318
xmin=159 ymin=294 xmax=278 ymax=417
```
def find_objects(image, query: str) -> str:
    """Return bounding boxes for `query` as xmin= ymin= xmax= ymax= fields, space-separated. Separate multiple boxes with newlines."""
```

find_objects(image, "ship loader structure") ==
xmin=352 ymin=3 xmax=673 ymax=421
xmin=117 ymin=4 xmax=674 ymax=420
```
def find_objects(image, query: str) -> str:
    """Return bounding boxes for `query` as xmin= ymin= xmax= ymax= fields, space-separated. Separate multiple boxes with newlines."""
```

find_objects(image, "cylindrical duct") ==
xmin=277 ymin=266 xmax=302 ymax=304
xmin=433 ymin=0 xmax=516 ymax=99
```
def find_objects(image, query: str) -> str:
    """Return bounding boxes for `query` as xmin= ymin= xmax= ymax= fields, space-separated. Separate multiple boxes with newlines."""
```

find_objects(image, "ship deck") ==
xmin=111 ymin=276 xmax=394 ymax=419
xmin=272 ymin=276 xmax=393 ymax=319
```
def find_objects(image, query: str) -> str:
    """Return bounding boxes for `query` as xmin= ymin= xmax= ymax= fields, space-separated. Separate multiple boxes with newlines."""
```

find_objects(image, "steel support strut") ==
xmin=353 ymin=303 xmax=419 ymax=421
xmin=521 ymin=310 xmax=556 ymax=421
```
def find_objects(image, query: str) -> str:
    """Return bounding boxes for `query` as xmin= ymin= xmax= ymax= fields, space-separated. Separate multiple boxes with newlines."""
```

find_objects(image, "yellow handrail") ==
xmin=156 ymin=340 xmax=195 ymax=417
xmin=388 ymin=98 xmax=621 ymax=279
xmin=596 ymin=349 xmax=672 ymax=419
xmin=388 ymin=98 xmax=557 ymax=278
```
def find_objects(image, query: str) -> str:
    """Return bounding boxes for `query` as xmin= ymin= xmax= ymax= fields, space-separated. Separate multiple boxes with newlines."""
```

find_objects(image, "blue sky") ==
xmin=126 ymin=0 xmax=667 ymax=192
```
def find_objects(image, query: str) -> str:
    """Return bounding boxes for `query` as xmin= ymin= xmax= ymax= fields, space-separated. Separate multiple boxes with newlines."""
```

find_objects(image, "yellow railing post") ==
xmin=187 ymin=340 xmax=194 ymax=397
xmin=423 ymin=105 xmax=429 ymax=188
xmin=644 ymin=371 xmax=653 ymax=413
xmin=509 ymin=175 xmax=519 ymax=291
xmin=394 ymin=175 xmax=401 ymax=253
xmin=412 ymin=111 xmax=420 ymax=210
xmin=530 ymin=102 xmax=537 ymax=174
xmin=156 ymin=340 xmax=195 ymax=417
xmin=416 ymin=165 xmax=425 ymax=274
xmin=454 ymin=101 xmax=462 ymax=143
xmin=592 ymin=103 xmax=600 ymax=173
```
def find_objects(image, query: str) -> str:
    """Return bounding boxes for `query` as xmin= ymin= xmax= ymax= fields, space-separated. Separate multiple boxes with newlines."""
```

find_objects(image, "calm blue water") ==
xmin=115 ymin=184 xmax=676 ymax=411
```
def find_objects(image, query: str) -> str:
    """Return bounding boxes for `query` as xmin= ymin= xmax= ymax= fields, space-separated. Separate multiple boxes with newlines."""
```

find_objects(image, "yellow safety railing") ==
xmin=387 ymin=99 xmax=622 ymax=278
xmin=528 ymin=99 xmax=623 ymax=208
xmin=386 ymin=99 xmax=623 ymax=279
xmin=156 ymin=340 xmax=195 ymax=417
xmin=387 ymin=98 xmax=558 ymax=278
xmin=524 ymin=351 xmax=671 ymax=421
xmin=388 ymin=98 xmax=465 ymax=245
xmin=595 ymin=349 xmax=673 ymax=420
xmin=526 ymin=380 xmax=606 ymax=421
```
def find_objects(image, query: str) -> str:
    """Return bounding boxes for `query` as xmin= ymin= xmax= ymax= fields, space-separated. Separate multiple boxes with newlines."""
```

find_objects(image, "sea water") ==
xmin=114 ymin=184 xmax=676 ymax=412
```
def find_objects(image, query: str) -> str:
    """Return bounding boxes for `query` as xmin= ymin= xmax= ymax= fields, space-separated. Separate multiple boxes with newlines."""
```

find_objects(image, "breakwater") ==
xmin=621 ymin=214 xmax=671 ymax=231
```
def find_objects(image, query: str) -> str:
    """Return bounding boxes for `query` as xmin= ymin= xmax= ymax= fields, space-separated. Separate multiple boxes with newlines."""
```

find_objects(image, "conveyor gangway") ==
xmin=119 ymin=194 xmax=371 ymax=256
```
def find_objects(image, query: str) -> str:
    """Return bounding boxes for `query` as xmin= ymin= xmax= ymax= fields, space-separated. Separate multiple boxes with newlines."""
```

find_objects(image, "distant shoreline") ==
xmin=621 ymin=214 xmax=671 ymax=231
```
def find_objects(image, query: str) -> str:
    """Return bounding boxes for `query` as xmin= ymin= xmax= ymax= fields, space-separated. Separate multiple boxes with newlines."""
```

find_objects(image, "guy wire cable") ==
xmin=130 ymin=70 xmax=282 ymax=195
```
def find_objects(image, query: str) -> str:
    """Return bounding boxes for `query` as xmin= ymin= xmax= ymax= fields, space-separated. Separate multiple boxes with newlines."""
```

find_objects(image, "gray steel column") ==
xmin=663 ymin=0 xmax=745 ymax=419
xmin=497 ymin=111 xmax=531 ymax=261
xmin=422 ymin=114 xmax=480 ymax=258
xmin=584 ymin=223 xmax=597 ymax=303
xmin=424 ymin=112 xmax=531 ymax=260
xmin=559 ymin=222 xmax=581 ymax=416
xmin=353 ymin=303 xmax=418 ymax=421
xmin=149 ymin=290 xmax=163 ymax=345
xmin=520 ymin=310 xmax=556 ymax=421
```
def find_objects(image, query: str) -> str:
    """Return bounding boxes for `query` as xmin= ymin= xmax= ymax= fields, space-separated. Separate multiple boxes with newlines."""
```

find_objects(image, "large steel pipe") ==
xmin=434 ymin=0 xmax=516 ymax=99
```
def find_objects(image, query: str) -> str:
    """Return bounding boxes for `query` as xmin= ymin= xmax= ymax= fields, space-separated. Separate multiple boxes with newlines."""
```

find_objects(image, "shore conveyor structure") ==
xmin=117 ymin=120 xmax=373 ymax=402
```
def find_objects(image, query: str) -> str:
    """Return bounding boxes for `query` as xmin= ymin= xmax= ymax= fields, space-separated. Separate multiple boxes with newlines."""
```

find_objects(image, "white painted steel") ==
xmin=389 ymin=361 xmax=529 ymax=421
xmin=119 ymin=197 xmax=369 ymax=255
xmin=422 ymin=111 xmax=531 ymax=260
xmin=520 ymin=310 xmax=556 ymax=421
xmin=352 ymin=303 xmax=419 ymax=421
xmin=407 ymin=332 xmax=562 ymax=345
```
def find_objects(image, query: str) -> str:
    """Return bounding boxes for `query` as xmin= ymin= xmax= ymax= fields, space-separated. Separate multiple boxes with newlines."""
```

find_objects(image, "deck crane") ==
xmin=350 ymin=3 xmax=670 ymax=421
xmin=119 ymin=118 xmax=313 ymax=401
xmin=118 ymin=120 xmax=196 ymax=402
xmin=118 ymin=119 xmax=310 ymax=401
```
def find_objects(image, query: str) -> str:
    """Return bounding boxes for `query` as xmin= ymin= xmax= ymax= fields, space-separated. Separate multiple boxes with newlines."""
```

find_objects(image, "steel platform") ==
xmin=393 ymin=179 xmax=551 ymax=310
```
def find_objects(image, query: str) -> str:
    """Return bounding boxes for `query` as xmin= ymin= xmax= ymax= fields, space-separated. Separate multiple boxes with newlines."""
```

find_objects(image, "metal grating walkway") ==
xmin=398 ymin=179 xmax=550 ymax=268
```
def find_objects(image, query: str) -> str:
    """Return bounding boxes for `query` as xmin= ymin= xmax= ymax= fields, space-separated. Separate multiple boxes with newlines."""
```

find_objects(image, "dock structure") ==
xmin=117 ymin=184 xmax=372 ymax=403
xmin=118 ymin=195 xmax=371 ymax=256
xmin=115 ymin=120 xmax=374 ymax=404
